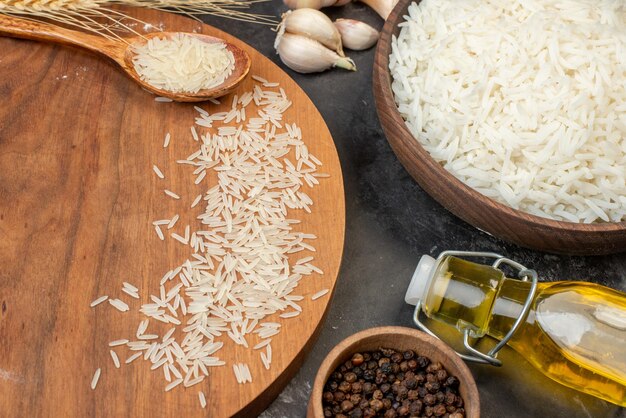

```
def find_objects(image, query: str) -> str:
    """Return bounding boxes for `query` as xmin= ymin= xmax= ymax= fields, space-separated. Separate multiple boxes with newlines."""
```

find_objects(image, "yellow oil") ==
xmin=423 ymin=256 xmax=626 ymax=407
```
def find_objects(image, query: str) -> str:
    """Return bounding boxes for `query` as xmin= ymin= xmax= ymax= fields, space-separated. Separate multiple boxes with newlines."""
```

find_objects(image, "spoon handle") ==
xmin=0 ymin=14 xmax=126 ymax=63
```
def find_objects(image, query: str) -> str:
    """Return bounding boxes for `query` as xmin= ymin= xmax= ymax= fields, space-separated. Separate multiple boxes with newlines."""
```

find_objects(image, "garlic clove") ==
xmin=275 ymin=33 xmax=356 ymax=73
xmin=334 ymin=18 xmax=379 ymax=50
xmin=357 ymin=0 xmax=398 ymax=20
xmin=278 ymin=9 xmax=345 ymax=57
xmin=283 ymin=0 xmax=337 ymax=10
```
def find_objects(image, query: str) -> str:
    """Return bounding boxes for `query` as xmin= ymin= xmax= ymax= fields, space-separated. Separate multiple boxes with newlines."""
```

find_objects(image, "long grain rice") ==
xmin=91 ymin=368 xmax=101 ymax=390
xmin=390 ymin=0 xmax=626 ymax=223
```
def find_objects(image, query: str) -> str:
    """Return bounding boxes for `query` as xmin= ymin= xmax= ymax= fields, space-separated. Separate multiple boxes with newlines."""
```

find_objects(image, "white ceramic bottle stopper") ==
xmin=405 ymin=255 xmax=438 ymax=306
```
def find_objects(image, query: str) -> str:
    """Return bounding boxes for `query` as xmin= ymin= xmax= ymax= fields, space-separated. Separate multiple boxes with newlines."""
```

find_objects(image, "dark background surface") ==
xmin=202 ymin=2 xmax=626 ymax=417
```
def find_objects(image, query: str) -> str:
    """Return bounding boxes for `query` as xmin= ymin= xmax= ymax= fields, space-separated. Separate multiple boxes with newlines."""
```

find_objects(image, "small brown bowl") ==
xmin=308 ymin=326 xmax=480 ymax=418
xmin=372 ymin=0 xmax=626 ymax=255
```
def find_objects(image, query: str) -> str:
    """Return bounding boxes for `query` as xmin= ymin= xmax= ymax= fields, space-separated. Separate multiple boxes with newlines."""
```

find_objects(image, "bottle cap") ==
xmin=405 ymin=255 xmax=437 ymax=306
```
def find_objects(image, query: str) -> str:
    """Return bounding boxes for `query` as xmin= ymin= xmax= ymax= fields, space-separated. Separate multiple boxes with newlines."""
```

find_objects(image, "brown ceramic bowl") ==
xmin=308 ymin=326 xmax=480 ymax=418
xmin=372 ymin=0 xmax=626 ymax=255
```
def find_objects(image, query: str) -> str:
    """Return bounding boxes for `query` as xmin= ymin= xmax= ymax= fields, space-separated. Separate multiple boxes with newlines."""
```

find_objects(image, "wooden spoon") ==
xmin=0 ymin=14 xmax=251 ymax=102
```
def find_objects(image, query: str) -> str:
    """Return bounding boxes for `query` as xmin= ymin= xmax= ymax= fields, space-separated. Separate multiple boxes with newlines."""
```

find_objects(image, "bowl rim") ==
xmin=373 ymin=0 xmax=626 ymax=234
xmin=308 ymin=326 xmax=480 ymax=418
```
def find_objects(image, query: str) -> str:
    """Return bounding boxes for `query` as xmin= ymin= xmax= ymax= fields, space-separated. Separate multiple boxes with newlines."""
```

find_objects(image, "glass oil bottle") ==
xmin=405 ymin=251 xmax=626 ymax=407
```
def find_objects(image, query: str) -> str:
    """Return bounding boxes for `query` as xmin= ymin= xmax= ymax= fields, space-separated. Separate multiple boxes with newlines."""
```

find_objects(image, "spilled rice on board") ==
xmin=91 ymin=77 xmax=329 ymax=402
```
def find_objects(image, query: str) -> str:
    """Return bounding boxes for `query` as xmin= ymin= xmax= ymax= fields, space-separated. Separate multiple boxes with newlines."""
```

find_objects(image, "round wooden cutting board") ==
xmin=0 ymin=8 xmax=345 ymax=418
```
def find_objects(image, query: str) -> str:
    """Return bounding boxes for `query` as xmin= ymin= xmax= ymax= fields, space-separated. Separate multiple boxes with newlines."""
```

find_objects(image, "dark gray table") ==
xmin=202 ymin=3 xmax=626 ymax=417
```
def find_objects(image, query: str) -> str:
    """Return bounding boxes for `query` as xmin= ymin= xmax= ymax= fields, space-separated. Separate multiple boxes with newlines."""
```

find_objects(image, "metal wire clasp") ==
xmin=412 ymin=250 xmax=538 ymax=366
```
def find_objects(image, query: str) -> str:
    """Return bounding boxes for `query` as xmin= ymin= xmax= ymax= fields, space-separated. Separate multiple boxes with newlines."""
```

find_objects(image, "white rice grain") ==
xmin=153 ymin=165 xmax=165 ymax=179
xmin=90 ymin=295 xmax=108 ymax=307
xmin=110 ymin=350 xmax=121 ymax=368
xmin=311 ymin=289 xmax=329 ymax=301
xmin=90 ymin=368 xmax=101 ymax=390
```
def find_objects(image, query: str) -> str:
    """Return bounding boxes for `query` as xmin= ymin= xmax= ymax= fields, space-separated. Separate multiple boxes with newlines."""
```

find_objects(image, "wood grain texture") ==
xmin=307 ymin=326 xmax=480 ymax=418
xmin=373 ymin=0 xmax=626 ymax=256
xmin=0 ymin=7 xmax=345 ymax=418
xmin=0 ymin=14 xmax=251 ymax=102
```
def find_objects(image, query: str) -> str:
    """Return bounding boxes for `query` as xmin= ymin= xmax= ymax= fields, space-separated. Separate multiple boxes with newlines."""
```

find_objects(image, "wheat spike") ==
xmin=0 ymin=0 xmax=277 ymax=41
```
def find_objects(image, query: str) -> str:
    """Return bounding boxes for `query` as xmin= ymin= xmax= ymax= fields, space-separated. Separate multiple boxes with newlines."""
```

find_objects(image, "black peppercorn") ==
xmin=396 ymin=385 xmax=409 ymax=400
xmin=407 ymin=359 xmax=418 ymax=370
xmin=345 ymin=372 xmax=357 ymax=383
xmin=416 ymin=356 xmax=430 ymax=369
xmin=390 ymin=352 xmax=403 ymax=363
xmin=449 ymin=412 xmax=464 ymax=418
xmin=399 ymin=361 xmax=409 ymax=372
xmin=362 ymin=407 xmax=376 ymax=418
xmin=338 ymin=381 xmax=351 ymax=393
xmin=445 ymin=375 xmax=460 ymax=389
xmin=407 ymin=389 xmax=419 ymax=400
xmin=415 ymin=372 xmax=426 ymax=384
xmin=348 ymin=408 xmax=363 ymax=418
xmin=404 ymin=376 xmax=418 ymax=390
xmin=380 ymin=362 xmax=393 ymax=374
xmin=384 ymin=409 xmax=397 ymax=418
xmin=323 ymin=391 xmax=334 ymax=403
xmin=362 ymin=382 xmax=375 ymax=395
xmin=327 ymin=380 xmax=339 ymax=392
xmin=323 ymin=407 xmax=333 ymax=417
xmin=417 ymin=386 xmax=428 ymax=398
xmin=363 ymin=370 xmax=375 ymax=381
xmin=424 ymin=405 xmax=434 ymax=417
xmin=359 ymin=399 xmax=369 ymax=410
xmin=372 ymin=389 xmax=383 ymax=400
xmin=349 ymin=394 xmax=362 ymax=405
xmin=372 ymin=352 xmax=381 ymax=361
xmin=402 ymin=350 xmax=415 ymax=360
xmin=351 ymin=353 xmax=364 ymax=366
xmin=370 ymin=399 xmax=384 ymax=412
xmin=367 ymin=360 xmax=378 ymax=370
xmin=344 ymin=360 xmax=354 ymax=370
xmin=426 ymin=362 xmax=442 ymax=373
xmin=425 ymin=381 xmax=440 ymax=393
xmin=397 ymin=405 xmax=409 ymax=416
xmin=351 ymin=381 xmax=363 ymax=394
xmin=409 ymin=400 xmax=423 ymax=415
xmin=380 ymin=383 xmax=391 ymax=394
xmin=382 ymin=398 xmax=392 ymax=409
xmin=378 ymin=357 xmax=391 ymax=367
xmin=423 ymin=393 xmax=436 ymax=405
xmin=332 ymin=372 xmax=343 ymax=381
xmin=341 ymin=400 xmax=354 ymax=413
xmin=435 ymin=391 xmax=445 ymax=403
xmin=433 ymin=404 xmax=447 ymax=416
xmin=381 ymin=347 xmax=396 ymax=357
xmin=435 ymin=369 xmax=448 ymax=382
xmin=334 ymin=391 xmax=345 ymax=402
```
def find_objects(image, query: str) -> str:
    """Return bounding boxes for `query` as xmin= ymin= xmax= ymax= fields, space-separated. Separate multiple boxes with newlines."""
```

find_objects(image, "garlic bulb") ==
xmin=275 ymin=33 xmax=356 ymax=73
xmin=357 ymin=0 xmax=399 ymax=19
xmin=283 ymin=0 xmax=337 ymax=9
xmin=334 ymin=19 xmax=379 ymax=50
xmin=278 ymin=9 xmax=344 ymax=56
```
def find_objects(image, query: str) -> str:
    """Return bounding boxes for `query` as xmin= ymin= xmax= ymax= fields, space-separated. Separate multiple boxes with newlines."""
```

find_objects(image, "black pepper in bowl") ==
xmin=322 ymin=348 xmax=465 ymax=418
